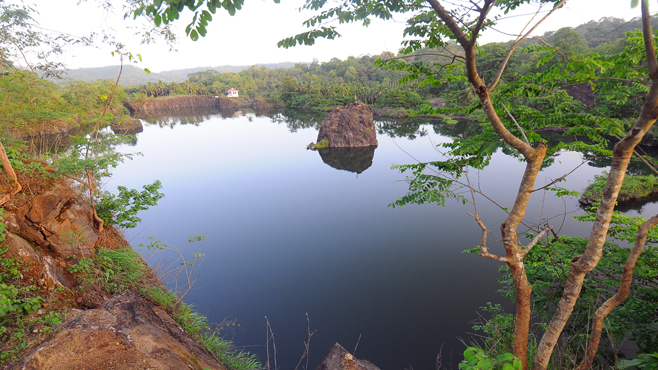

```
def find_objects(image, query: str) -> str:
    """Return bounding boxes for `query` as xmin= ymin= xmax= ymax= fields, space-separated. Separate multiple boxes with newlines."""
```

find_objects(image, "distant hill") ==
xmin=53 ymin=62 xmax=301 ymax=86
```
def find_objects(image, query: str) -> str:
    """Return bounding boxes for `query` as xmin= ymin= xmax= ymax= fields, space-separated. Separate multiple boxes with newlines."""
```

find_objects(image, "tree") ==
xmin=134 ymin=0 xmax=658 ymax=368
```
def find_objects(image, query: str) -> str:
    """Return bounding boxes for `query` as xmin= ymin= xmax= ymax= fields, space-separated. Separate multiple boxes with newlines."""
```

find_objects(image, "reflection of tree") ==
xmin=27 ymin=123 xmax=141 ymax=153
xmin=431 ymin=120 xmax=482 ymax=140
xmin=137 ymin=106 xmax=226 ymax=128
xmin=265 ymin=109 xmax=325 ymax=132
xmin=317 ymin=146 xmax=376 ymax=174
xmin=613 ymin=192 xmax=658 ymax=213
xmin=377 ymin=119 xmax=424 ymax=139
xmin=588 ymin=145 xmax=658 ymax=176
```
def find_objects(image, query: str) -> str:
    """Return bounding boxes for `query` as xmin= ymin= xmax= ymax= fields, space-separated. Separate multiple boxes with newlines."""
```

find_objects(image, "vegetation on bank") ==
xmin=0 ymin=152 xmax=260 ymax=370
xmin=0 ymin=70 xmax=133 ymax=137
xmin=581 ymin=172 xmax=658 ymax=206
xmin=4 ymin=0 xmax=658 ymax=368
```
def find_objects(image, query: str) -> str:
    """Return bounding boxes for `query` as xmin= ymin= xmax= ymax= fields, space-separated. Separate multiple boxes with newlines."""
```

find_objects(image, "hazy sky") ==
xmin=21 ymin=0 xmax=642 ymax=72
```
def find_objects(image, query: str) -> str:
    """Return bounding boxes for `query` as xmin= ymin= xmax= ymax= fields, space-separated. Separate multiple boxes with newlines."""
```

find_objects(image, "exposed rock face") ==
xmin=9 ymin=293 xmax=226 ymax=370
xmin=3 ymin=232 xmax=40 ymax=263
xmin=317 ymin=102 xmax=378 ymax=148
xmin=218 ymin=96 xmax=239 ymax=110
xmin=565 ymin=83 xmax=596 ymax=107
xmin=317 ymin=147 xmax=376 ymax=174
xmin=111 ymin=118 xmax=143 ymax=135
xmin=39 ymin=256 xmax=70 ymax=291
xmin=252 ymin=98 xmax=275 ymax=110
xmin=4 ymin=180 xmax=98 ymax=257
xmin=130 ymin=95 xmax=221 ymax=115
xmin=316 ymin=343 xmax=380 ymax=370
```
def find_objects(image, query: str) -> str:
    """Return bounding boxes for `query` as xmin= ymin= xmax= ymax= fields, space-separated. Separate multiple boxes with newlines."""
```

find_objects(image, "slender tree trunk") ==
xmin=0 ymin=141 xmax=22 ymax=206
xmin=532 ymin=2 xmax=658 ymax=368
xmin=575 ymin=214 xmax=658 ymax=370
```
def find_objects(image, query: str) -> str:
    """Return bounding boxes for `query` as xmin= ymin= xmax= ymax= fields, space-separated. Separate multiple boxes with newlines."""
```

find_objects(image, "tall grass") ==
xmin=141 ymin=286 xmax=261 ymax=370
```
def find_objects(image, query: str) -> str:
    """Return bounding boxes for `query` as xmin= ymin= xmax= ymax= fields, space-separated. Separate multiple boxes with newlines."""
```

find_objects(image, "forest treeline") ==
xmin=2 ymin=15 xmax=655 ymax=135
xmin=123 ymin=16 xmax=658 ymax=116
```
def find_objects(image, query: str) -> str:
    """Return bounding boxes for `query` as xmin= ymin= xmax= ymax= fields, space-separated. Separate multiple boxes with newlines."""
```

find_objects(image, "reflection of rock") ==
xmin=317 ymin=102 xmax=378 ymax=148
xmin=316 ymin=343 xmax=380 ymax=370
xmin=111 ymin=118 xmax=143 ymax=135
xmin=317 ymin=146 xmax=376 ymax=174
xmin=10 ymin=293 xmax=225 ymax=370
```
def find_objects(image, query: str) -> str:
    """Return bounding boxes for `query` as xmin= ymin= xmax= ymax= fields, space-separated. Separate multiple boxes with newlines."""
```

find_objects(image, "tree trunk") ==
xmin=532 ymin=2 xmax=658 ymax=368
xmin=0 ymin=141 xmax=22 ymax=206
xmin=575 ymin=214 xmax=658 ymax=370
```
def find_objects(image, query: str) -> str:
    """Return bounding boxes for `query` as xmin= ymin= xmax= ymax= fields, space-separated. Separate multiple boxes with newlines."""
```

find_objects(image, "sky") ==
xmin=18 ymin=0 xmax=643 ymax=73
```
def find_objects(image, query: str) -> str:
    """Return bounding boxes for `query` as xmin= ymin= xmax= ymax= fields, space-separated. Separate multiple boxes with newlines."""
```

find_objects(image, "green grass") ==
xmin=141 ymin=286 xmax=261 ymax=370
xmin=582 ymin=172 xmax=658 ymax=204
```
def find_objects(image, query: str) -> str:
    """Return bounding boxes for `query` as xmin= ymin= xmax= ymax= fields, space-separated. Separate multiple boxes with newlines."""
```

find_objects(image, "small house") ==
xmin=227 ymin=88 xmax=239 ymax=97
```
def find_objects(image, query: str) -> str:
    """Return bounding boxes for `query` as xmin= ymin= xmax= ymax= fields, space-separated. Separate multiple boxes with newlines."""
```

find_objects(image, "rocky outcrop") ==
xmin=317 ymin=102 xmax=378 ymax=148
xmin=252 ymin=98 xmax=275 ymax=110
xmin=316 ymin=343 xmax=380 ymax=370
xmin=218 ymin=96 xmax=239 ymax=110
xmin=111 ymin=118 xmax=143 ymax=135
xmin=9 ymin=293 xmax=226 ymax=370
xmin=565 ymin=83 xmax=596 ymax=106
xmin=130 ymin=95 xmax=221 ymax=115
xmin=4 ymin=232 xmax=40 ymax=264
xmin=3 ymin=180 xmax=98 ymax=257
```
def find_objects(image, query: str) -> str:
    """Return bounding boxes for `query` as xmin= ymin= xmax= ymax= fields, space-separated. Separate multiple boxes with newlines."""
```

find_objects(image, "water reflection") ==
xmin=317 ymin=146 xmax=377 ymax=174
xmin=105 ymin=109 xmax=658 ymax=370
xmin=24 ymin=122 xmax=140 ymax=153
xmin=136 ymin=106 xmax=242 ymax=127
xmin=267 ymin=109 xmax=325 ymax=132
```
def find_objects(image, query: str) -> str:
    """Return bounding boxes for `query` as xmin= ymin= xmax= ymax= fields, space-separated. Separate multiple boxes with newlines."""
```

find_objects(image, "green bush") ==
xmin=582 ymin=172 xmax=658 ymax=204
xmin=459 ymin=347 xmax=522 ymax=370
xmin=97 ymin=180 xmax=164 ymax=229
xmin=375 ymin=89 xmax=426 ymax=108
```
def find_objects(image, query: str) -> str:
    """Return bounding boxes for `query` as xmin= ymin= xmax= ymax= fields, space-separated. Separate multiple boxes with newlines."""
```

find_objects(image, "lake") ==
xmin=105 ymin=107 xmax=658 ymax=369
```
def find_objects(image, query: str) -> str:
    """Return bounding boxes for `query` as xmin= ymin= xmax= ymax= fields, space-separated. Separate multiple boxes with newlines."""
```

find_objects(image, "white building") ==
xmin=227 ymin=88 xmax=239 ymax=97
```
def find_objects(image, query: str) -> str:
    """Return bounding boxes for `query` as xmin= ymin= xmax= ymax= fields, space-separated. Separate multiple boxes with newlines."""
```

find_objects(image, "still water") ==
xmin=106 ymin=108 xmax=658 ymax=369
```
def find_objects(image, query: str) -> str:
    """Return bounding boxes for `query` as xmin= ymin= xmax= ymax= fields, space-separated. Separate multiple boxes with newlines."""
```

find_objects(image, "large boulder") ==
xmin=9 ymin=293 xmax=226 ymax=370
xmin=316 ymin=343 xmax=380 ymax=370
xmin=317 ymin=102 xmax=378 ymax=148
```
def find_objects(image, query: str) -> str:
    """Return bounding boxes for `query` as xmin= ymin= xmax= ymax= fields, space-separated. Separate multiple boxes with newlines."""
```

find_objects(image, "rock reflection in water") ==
xmin=317 ymin=146 xmax=377 ymax=174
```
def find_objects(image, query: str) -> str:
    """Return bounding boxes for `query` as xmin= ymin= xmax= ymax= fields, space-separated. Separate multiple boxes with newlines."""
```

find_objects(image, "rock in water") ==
xmin=317 ymin=102 xmax=378 ymax=148
xmin=316 ymin=343 xmax=380 ymax=370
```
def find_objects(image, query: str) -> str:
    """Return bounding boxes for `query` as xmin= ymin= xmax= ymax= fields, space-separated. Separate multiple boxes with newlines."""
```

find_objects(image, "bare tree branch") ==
xmin=520 ymin=226 xmax=553 ymax=258
xmin=502 ymin=103 xmax=530 ymax=145
xmin=488 ymin=0 xmax=567 ymax=91
xmin=532 ymin=159 xmax=590 ymax=192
